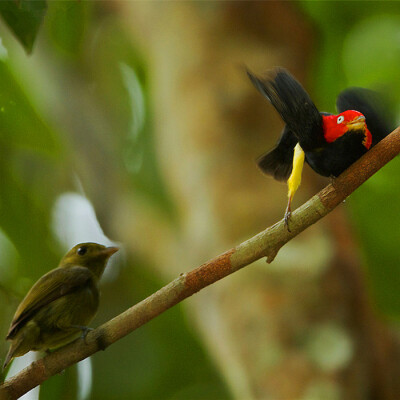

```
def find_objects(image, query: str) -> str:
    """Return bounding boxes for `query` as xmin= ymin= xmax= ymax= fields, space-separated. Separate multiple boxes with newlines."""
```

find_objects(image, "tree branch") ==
xmin=1 ymin=127 xmax=400 ymax=400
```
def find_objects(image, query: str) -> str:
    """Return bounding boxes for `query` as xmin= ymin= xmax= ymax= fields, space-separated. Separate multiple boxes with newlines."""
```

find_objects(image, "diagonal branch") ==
xmin=1 ymin=127 xmax=400 ymax=400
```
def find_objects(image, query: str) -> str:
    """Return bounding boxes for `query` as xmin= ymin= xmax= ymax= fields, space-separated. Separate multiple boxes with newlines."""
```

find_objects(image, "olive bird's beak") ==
xmin=100 ymin=246 xmax=119 ymax=258
xmin=346 ymin=115 xmax=366 ymax=132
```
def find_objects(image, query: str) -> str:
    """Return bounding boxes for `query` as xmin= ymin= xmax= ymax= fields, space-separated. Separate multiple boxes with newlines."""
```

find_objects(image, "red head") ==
xmin=322 ymin=110 xmax=372 ymax=149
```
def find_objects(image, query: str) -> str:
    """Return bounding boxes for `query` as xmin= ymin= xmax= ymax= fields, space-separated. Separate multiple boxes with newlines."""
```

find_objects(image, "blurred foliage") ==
xmin=0 ymin=1 xmax=228 ymax=399
xmin=0 ymin=0 xmax=47 ymax=54
xmin=0 ymin=0 xmax=400 ymax=398
xmin=0 ymin=61 xmax=63 ymax=272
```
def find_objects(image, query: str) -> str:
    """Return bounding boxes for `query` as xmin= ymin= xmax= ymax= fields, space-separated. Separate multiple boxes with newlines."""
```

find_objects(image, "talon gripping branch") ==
xmin=247 ymin=68 xmax=392 ymax=230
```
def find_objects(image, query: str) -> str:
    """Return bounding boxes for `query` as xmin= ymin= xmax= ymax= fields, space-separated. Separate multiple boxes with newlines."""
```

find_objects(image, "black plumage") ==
xmin=249 ymin=69 xmax=393 ymax=180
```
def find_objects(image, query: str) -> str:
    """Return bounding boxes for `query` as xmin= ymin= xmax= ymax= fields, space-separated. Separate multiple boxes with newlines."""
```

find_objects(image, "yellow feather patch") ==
xmin=287 ymin=143 xmax=305 ymax=202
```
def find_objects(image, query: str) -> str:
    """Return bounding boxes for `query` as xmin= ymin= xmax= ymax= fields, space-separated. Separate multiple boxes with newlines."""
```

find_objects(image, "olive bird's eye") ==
xmin=77 ymin=246 xmax=87 ymax=256
xmin=337 ymin=116 xmax=344 ymax=124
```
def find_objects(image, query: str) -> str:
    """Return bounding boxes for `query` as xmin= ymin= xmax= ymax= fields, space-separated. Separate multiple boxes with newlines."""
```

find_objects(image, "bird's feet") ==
xmin=71 ymin=325 xmax=93 ymax=344
xmin=284 ymin=210 xmax=291 ymax=230
xmin=284 ymin=201 xmax=292 ymax=232
xmin=284 ymin=210 xmax=291 ymax=232
xmin=80 ymin=327 xmax=93 ymax=344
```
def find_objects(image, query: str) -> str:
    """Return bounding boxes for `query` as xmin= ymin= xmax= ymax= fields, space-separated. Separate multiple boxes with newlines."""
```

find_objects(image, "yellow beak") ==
xmin=346 ymin=115 xmax=366 ymax=132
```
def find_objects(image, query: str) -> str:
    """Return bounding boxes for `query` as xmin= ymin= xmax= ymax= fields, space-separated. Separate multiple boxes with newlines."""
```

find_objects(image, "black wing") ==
xmin=257 ymin=125 xmax=297 ymax=181
xmin=336 ymin=87 xmax=393 ymax=145
xmin=248 ymin=68 xmax=324 ymax=151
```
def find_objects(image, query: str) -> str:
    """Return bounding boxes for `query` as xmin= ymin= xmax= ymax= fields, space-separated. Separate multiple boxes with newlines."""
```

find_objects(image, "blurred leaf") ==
xmin=0 ymin=0 xmax=47 ymax=54
xmin=0 ymin=60 xmax=65 ymax=275
xmin=46 ymin=1 xmax=89 ymax=57
xmin=342 ymin=15 xmax=400 ymax=100
xmin=86 ymin=20 xmax=177 ymax=220
xmin=300 ymin=2 xmax=400 ymax=109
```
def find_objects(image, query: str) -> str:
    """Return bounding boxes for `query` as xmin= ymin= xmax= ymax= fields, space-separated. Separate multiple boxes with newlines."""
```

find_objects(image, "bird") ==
xmin=247 ymin=68 xmax=392 ymax=230
xmin=3 ymin=242 xmax=119 ymax=370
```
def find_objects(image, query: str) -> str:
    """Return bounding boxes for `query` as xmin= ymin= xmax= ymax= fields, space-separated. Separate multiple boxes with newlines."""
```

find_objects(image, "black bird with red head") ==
xmin=247 ymin=68 xmax=392 ymax=230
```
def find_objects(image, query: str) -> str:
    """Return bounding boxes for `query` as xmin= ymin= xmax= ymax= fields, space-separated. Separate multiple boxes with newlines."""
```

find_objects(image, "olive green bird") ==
xmin=3 ymin=242 xmax=118 ymax=370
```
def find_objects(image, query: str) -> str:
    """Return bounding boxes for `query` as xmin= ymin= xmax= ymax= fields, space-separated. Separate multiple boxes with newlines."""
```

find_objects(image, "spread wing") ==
xmin=247 ymin=68 xmax=325 ymax=151
xmin=6 ymin=266 xmax=95 ymax=339
xmin=336 ymin=87 xmax=394 ymax=145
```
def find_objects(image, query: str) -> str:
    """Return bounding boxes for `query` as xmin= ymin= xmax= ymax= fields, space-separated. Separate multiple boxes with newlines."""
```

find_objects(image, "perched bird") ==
xmin=3 ymin=242 xmax=118 ymax=369
xmin=247 ymin=68 xmax=392 ymax=229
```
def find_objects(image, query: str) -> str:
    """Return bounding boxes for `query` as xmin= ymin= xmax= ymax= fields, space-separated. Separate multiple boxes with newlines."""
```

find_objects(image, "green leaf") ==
xmin=342 ymin=15 xmax=400 ymax=91
xmin=46 ymin=1 xmax=88 ymax=56
xmin=0 ymin=0 xmax=47 ymax=54
xmin=0 ymin=60 xmax=64 ymax=274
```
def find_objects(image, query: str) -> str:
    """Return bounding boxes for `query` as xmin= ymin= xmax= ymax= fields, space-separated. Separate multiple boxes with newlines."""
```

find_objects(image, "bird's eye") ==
xmin=77 ymin=246 xmax=87 ymax=256
xmin=337 ymin=116 xmax=344 ymax=124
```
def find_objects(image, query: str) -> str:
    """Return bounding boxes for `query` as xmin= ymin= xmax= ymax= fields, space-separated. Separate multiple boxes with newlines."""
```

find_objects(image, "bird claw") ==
xmin=284 ymin=210 xmax=292 ymax=232
xmin=70 ymin=325 xmax=93 ymax=344
xmin=80 ymin=327 xmax=93 ymax=344
xmin=284 ymin=199 xmax=292 ymax=232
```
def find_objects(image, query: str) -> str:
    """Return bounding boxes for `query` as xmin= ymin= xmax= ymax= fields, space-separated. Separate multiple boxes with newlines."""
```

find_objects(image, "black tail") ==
xmin=257 ymin=147 xmax=293 ymax=181
xmin=247 ymin=68 xmax=324 ymax=151
xmin=256 ymin=125 xmax=297 ymax=181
